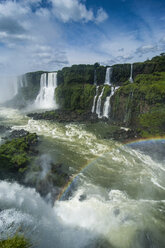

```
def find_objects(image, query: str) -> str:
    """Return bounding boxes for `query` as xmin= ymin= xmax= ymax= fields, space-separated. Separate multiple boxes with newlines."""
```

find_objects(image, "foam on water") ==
xmin=11 ymin=120 xmax=112 ymax=157
xmin=0 ymin=106 xmax=27 ymax=126
xmin=1 ymin=107 xmax=165 ymax=247
xmin=1 ymin=179 xmax=165 ymax=248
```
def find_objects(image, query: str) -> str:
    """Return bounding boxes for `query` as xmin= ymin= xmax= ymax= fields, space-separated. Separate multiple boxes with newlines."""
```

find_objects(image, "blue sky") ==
xmin=0 ymin=0 xmax=165 ymax=74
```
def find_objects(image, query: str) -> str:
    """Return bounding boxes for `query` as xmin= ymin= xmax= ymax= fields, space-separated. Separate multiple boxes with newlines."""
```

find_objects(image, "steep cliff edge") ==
xmin=6 ymin=71 xmax=45 ymax=108
xmin=6 ymin=54 xmax=165 ymax=138
xmin=111 ymin=72 xmax=165 ymax=137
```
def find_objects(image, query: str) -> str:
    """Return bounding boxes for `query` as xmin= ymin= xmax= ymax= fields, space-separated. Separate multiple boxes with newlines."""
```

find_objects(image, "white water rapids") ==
xmin=0 ymin=107 xmax=165 ymax=248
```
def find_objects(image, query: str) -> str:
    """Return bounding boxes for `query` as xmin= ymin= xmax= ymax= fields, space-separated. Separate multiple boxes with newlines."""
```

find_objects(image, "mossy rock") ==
xmin=0 ymin=132 xmax=38 ymax=179
xmin=56 ymin=83 xmax=96 ymax=111
xmin=111 ymin=72 xmax=165 ymax=127
xmin=57 ymin=64 xmax=95 ymax=85
xmin=138 ymin=107 xmax=165 ymax=137
xmin=0 ymin=235 xmax=31 ymax=248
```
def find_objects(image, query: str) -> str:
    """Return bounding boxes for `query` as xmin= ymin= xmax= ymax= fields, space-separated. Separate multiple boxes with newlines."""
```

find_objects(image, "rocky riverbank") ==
xmin=27 ymin=110 xmax=140 ymax=142
xmin=28 ymin=109 xmax=98 ymax=123
xmin=0 ymin=129 xmax=70 ymax=201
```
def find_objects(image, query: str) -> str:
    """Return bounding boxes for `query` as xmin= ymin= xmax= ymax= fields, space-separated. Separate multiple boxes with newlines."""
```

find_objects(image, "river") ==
xmin=0 ymin=106 xmax=165 ymax=248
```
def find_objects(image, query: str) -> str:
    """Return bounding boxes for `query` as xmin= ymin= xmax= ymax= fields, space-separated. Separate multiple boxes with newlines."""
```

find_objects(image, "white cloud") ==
xmin=0 ymin=1 xmax=29 ymax=18
xmin=51 ymin=0 xmax=108 ymax=23
xmin=0 ymin=0 xmax=69 ymax=74
xmin=95 ymin=8 xmax=108 ymax=23
xmin=135 ymin=45 xmax=158 ymax=55
xmin=0 ymin=0 xmax=109 ymax=75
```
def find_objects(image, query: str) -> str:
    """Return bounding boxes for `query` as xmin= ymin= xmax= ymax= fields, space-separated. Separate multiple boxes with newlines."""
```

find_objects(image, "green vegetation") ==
xmin=139 ymin=106 xmax=165 ymax=137
xmin=102 ymin=85 xmax=111 ymax=100
xmin=95 ymin=66 xmax=106 ymax=85
xmin=57 ymin=64 xmax=95 ymax=85
xmin=112 ymin=64 xmax=130 ymax=85
xmin=0 ymin=133 xmax=38 ymax=178
xmin=111 ymin=71 xmax=165 ymax=137
xmin=0 ymin=235 xmax=31 ymax=248
xmin=56 ymin=83 xmax=96 ymax=111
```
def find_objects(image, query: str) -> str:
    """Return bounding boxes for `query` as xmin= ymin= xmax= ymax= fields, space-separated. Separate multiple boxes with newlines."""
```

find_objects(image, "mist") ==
xmin=0 ymin=75 xmax=17 ymax=103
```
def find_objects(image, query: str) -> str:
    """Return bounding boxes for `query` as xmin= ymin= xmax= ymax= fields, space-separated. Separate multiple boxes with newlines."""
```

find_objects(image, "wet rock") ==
xmin=8 ymin=129 xmax=29 ymax=139
xmin=28 ymin=110 xmax=98 ymax=123
xmin=133 ymin=230 xmax=165 ymax=248
xmin=79 ymin=194 xmax=87 ymax=201
xmin=110 ymin=128 xmax=140 ymax=142
xmin=84 ymin=238 xmax=114 ymax=248
xmin=113 ymin=208 xmax=120 ymax=216
xmin=0 ymin=125 xmax=11 ymax=133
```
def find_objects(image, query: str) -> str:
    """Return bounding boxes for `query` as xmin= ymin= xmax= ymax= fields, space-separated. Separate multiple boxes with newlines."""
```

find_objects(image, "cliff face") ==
xmin=56 ymin=54 xmax=165 ymax=87
xmin=18 ymin=71 xmax=44 ymax=101
xmin=55 ymin=83 xmax=96 ymax=112
xmin=8 ymin=54 xmax=165 ymax=138
xmin=111 ymin=72 xmax=165 ymax=137
xmin=55 ymin=84 xmax=111 ymax=112
xmin=7 ymin=71 xmax=45 ymax=108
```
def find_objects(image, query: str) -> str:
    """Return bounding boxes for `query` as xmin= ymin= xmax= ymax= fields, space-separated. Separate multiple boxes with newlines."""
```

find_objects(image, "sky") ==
xmin=0 ymin=0 xmax=165 ymax=75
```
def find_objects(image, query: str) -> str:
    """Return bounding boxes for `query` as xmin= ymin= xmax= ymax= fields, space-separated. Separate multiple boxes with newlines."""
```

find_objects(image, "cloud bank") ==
xmin=0 ymin=0 xmax=164 ymax=75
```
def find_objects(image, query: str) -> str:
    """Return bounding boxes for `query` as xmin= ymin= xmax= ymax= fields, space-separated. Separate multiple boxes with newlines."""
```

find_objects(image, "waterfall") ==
xmin=96 ymin=87 xmax=105 ymax=118
xmin=91 ymin=86 xmax=99 ymax=113
xmin=13 ymin=75 xmax=28 ymax=96
xmin=18 ymin=76 xmax=24 ymax=88
xmin=104 ymin=67 xmax=112 ymax=85
xmin=35 ymin=72 xmax=58 ymax=109
xmin=13 ymin=77 xmax=19 ymax=96
xmin=102 ymin=86 xmax=114 ymax=118
xmin=94 ymin=70 xmax=97 ymax=85
xmin=129 ymin=64 xmax=133 ymax=83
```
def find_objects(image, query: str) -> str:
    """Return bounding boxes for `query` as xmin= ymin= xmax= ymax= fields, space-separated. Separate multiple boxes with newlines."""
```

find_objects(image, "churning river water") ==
xmin=0 ymin=106 xmax=165 ymax=248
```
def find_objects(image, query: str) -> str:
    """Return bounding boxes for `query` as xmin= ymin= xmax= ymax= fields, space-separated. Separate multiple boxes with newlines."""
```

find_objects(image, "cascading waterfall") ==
xmin=102 ymin=66 xmax=114 ymax=118
xmin=104 ymin=67 xmax=112 ymax=85
xmin=35 ymin=72 xmax=58 ymax=109
xmin=91 ymin=86 xmax=99 ymax=113
xmin=129 ymin=64 xmax=133 ymax=83
xmin=96 ymin=87 xmax=105 ymax=118
xmin=17 ymin=76 xmax=24 ymax=88
xmin=13 ymin=77 xmax=19 ymax=96
xmin=102 ymin=86 xmax=116 ymax=118
xmin=13 ymin=75 xmax=27 ymax=96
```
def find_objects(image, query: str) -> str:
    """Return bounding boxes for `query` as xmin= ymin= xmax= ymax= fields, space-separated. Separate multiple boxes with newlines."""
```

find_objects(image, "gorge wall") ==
xmin=111 ymin=72 xmax=165 ymax=137
xmin=8 ymin=71 xmax=45 ymax=108
xmin=9 ymin=54 xmax=165 ymax=137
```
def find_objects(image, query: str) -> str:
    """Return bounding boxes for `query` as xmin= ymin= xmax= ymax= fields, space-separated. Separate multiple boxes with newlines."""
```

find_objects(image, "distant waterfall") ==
xmin=94 ymin=70 xmax=97 ymax=85
xmin=102 ymin=86 xmax=116 ymax=118
xmin=91 ymin=86 xmax=99 ymax=113
xmin=13 ymin=75 xmax=27 ymax=96
xmin=104 ymin=67 xmax=112 ymax=85
xmin=96 ymin=87 xmax=105 ymax=118
xmin=129 ymin=64 xmax=133 ymax=83
xmin=35 ymin=72 xmax=58 ymax=109
xmin=13 ymin=77 xmax=19 ymax=96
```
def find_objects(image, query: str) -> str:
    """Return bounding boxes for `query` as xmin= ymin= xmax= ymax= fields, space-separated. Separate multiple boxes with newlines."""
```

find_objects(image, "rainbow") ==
xmin=57 ymin=136 xmax=165 ymax=201
xmin=57 ymin=158 xmax=98 ymax=201
xmin=124 ymin=136 xmax=165 ymax=145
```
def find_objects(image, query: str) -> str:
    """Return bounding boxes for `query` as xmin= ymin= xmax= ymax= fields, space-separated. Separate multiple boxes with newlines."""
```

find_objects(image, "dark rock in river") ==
xmin=0 ymin=125 xmax=11 ymax=133
xmin=110 ymin=128 xmax=139 ymax=142
xmin=8 ymin=129 xmax=30 ymax=139
xmin=28 ymin=110 xmax=99 ymax=123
